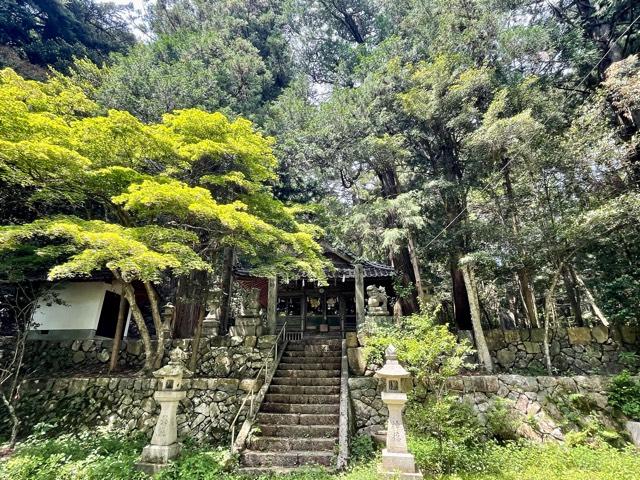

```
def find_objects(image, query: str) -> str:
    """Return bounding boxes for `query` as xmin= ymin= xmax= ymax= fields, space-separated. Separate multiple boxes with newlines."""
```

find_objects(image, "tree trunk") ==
xmin=543 ymin=264 xmax=563 ymax=375
xmin=189 ymin=307 xmax=206 ymax=372
xmin=1 ymin=391 xmax=20 ymax=448
xmin=144 ymin=282 xmax=168 ymax=368
xmin=461 ymin=263 xmax=493 ymax=373
xmin=407 ymin=233 xmax=426 ymax=304
xmin=388 ymin=246 xmax=420 ymax=315
xmin=502 ymin=158 xmax=539 ymax=328
xmin=377 ymin=166 xmax=419 ymax=315
xmin=219 ymin=246 xmax=235 ymax=334
xmin=108 ymin=295 xmax=128 ymax=373
xmin=517 ymin=269 xmax=539 ymax=327
xmin=451 ymin=255 xmax=473 ymax=330
xmin=121 ymin=281 xmax=154 ymax=371
xmin=173 ymin=270 xmax=209 ymax=338
xmin=573 ymin=272 xmax=609 ymax=327
xmin=562 ymin=264 xmax=583 ymax=326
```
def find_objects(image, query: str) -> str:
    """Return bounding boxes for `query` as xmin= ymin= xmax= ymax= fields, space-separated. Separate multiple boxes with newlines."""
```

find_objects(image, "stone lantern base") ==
xmin=229 ymin=316 xmax=263 ymax=337
xmin=380 ymin=449 xmax=423 ymax=479
xmin=137 ymin=444 xmax=181 ymax=474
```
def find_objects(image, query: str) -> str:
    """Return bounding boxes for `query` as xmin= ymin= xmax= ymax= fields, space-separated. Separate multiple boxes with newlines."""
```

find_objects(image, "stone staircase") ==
xmin=240 ymin=337 xmax=343 ymax=474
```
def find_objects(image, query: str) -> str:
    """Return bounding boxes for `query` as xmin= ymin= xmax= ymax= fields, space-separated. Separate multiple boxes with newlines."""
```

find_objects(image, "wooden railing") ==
xmin=230 ymin=322 xmax=288 ymax=451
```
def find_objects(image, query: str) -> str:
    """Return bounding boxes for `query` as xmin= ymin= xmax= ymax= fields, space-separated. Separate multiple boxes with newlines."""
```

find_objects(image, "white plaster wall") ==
xmin=32 ymin=281 xmax=121 ymax=332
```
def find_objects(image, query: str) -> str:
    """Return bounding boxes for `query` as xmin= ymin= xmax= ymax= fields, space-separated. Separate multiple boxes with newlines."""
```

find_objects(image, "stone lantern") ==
xmin=202 ymin=288 xmax=221 ymax=337
xmin=375 ymin=345 xmax=423 ymax=479
xmin=137 ymin=347 xmax=192 ymax=474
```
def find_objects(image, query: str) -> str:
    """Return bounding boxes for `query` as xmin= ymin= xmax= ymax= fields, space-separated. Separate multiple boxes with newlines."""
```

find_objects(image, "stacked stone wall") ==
xmin=0 ymin=335 xmax=277 ymax=378
xmin=1 ymin=376 xmax=260 ymax=442
xmin=462 ymin=325 xmax=640 ymax=374
xmin=349 ymin=374 xmax=632 ymax=442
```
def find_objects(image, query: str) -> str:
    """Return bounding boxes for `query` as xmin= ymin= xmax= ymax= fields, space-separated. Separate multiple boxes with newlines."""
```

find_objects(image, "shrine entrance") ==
xmin=234 ymin=247 xmax=396 ymax=337
xmin=275 ymin=282 xmax=358 ymax=334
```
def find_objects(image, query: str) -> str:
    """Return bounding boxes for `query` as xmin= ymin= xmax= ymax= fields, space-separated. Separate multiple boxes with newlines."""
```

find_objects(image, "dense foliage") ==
xmin=2 ymin=430 xmax=639 ymax=480
xmin=607 ymin=371 xmax=640 ymax=421
xmin=2 ymin=0 xmax=640 ymax=338
xmin=0 ymin=0 xmax=134 ymax=79
xmin=0 ymin=68 xmax=327 ymax=368
xmin=363 ymin=309 xmax=473 ymax=392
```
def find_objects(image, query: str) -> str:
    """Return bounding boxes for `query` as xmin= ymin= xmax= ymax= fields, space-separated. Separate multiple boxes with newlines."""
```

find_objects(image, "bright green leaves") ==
xmin=160 ymin=109 xmax=277 ymax=183
xmin=69 ymin=110 xmax=176 ymax=170
xmin=0 ymin=140 xmax=90 ymax=204
xmin=0 ymin=68 xmax=326 ymax=284
xmin=401 ymin=56 xmax=495 ymax=132
xmin=0 ymin=217 xmax=210 ymax=283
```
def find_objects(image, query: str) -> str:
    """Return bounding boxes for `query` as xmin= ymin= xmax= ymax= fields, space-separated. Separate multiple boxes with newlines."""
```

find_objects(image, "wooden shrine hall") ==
xmin=233 ymin=248 xmax=396 ymax=336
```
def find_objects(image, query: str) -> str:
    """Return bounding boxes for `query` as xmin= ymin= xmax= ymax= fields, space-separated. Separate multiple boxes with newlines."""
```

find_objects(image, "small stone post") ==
xmin=137 ymin=347 xmax=192 ymax=474
xmin=202 ymin=287 xmax=222 ymax=336
xmin=355 ymin=264 xmax=365 ymax=330
xmin=267 ymin=276 xmax=278 ymax=334
xmin=375 ymin=345 xmax=423 ymax=479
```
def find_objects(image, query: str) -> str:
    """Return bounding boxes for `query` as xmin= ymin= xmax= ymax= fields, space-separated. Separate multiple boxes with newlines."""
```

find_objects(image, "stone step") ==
xmin=269 ymin=385 xmax=340 ymax=395
xmin=280 ymin=356 xmax=342 ymax=365
xmin=256 ymin=413 xmax=339 ymax=426
xmin=271 ymin=377 xmax=341 ymax=387
xmin=261 ymin=403 xmax=340 ymax=414
xmin=257 ymin=424 xmax=339 ymax=438
xmin=276 ymin=362 xmax=341 ymax=370
xmin=264 ymin=393 xmax=340 ymax=405
xmin=241 ymin=450 xmax=335 ymax=468
xmin=283 ymin=350 xmax=342 ymax=358
xmin=290 ymin=337 xmax=342 ymax=344
xmin=274 ymin=369 xmax=341 ymax=378
xmin=286 ymin=344 xmax=341 ymax=353
xmin=249 ymin=436 xmax=337 ymax=451
xmin=240 ymin=466 xmax=328 ymax=476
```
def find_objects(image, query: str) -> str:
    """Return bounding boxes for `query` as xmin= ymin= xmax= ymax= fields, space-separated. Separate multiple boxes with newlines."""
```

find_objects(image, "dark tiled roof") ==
xmin=234 ymin=246 xmax=396 ymax=279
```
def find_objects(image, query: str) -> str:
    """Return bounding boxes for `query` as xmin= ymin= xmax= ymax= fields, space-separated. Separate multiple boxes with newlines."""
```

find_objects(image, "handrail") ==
xmin=230 ymin=322 xmax=287 ymax=451
xmin=336 ymin=338 xmax=350 ymax=469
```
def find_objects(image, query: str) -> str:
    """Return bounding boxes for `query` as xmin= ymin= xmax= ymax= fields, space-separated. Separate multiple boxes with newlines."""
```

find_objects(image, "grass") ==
xmin=1 ymin=431 xmax=639 ymax=480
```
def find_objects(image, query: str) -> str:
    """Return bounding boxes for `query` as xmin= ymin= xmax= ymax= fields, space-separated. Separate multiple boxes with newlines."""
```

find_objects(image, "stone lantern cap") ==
xmin=375 ymin=345 xmax=411 ymax=379
xmin=152 ymin=347 xmax=193 ymax=380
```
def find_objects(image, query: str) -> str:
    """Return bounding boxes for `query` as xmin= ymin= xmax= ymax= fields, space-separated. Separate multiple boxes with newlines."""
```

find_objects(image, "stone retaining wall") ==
xmin=349 ymin=374 xmax=630 ymax=442
xmin=348 ymin=377 xmax=387 ymax=435
xmin=461 ymin=325 xmax=640 ymax=374
xmin=445 ymin=374 xmax=619 ymax=441
xmin=1 ymin=375 xmax=261 ymax=442
xmin=0 ymin=335 xmax=277 ymax=378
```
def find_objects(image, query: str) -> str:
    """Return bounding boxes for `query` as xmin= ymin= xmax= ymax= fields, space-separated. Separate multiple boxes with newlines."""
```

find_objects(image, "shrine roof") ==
xmin=234 ymin=246 xmax=396 ymax=279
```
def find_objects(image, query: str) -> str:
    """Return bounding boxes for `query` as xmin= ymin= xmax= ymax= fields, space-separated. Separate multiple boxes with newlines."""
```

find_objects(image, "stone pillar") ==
xmin=201 ymin=310 xmax=220 ymax=337
xmin=360 ymin=284 xmax=393 ymax=343
xmin=137 ymin=348 xmax=192 ymax=475
xmin=229 ymin=287 xmax=263 ymax=337
xmin=355 ymin=263 xmax=365 ymax=331
xmin=267 ymin=276 xmax=278 ymax=335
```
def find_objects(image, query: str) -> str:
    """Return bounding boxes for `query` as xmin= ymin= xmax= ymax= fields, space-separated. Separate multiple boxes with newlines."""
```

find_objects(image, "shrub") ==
xmin=405 ymin=396 xmax=491 ymax=475
xmin=0 ymin=430 xmax=146 ymax=480
xmin=155 ymin=446 xmax=237 ymax=480
xmin=485 ymin=398 xmax=521 ymax=443
xmin=348 ymin=435 xmax=376 ymax=464
xmin=363 ymin=308 xmax=474 ymax=393
xmin=607 ymin=371 xmax=640 ymax=421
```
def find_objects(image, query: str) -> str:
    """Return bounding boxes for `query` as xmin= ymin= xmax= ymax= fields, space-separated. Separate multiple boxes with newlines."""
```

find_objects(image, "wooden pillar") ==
xmin=267 ymin=276 xmax=278 ymax=334
xmin=355 ymin=264 xmax=365 ymax=330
